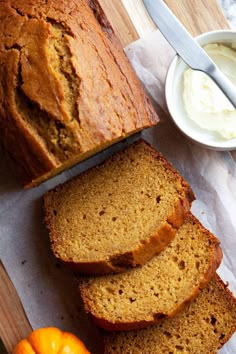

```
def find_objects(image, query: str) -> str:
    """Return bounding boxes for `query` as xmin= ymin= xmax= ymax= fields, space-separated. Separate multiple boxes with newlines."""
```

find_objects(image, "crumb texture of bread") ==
xmin=79 ymin=213 xmax=222 ymax=330
xmin=44 ymin=140 xmax=195 ymax=274
xmin=103 ymin=276 xmax=236 ymax=354
xmin=0 ymin=0 xmax=158 ymax=187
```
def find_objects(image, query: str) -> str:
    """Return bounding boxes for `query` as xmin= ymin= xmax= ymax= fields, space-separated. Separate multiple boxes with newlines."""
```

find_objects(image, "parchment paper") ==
xmin=1 ymin=30 xmax=236 ymax=353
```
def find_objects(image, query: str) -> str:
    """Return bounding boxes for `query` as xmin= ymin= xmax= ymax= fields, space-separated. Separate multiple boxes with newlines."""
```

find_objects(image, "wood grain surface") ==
xmin=0 ymin=261 xmax=32 ymax=352
xmin=0 ymin=0 xmax=233 ymax=352
xmin=98 ymin=0 xmax=229 ymax=44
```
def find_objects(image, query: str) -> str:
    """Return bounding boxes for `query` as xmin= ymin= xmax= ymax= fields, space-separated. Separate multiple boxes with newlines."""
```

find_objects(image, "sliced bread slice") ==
xmin=103 ymin=275 xmax=236 ymax=354
xmin=79 ymin=213 xmax=222 ymax=330
xmin=43 ymin=140 xmax=194 ymax=274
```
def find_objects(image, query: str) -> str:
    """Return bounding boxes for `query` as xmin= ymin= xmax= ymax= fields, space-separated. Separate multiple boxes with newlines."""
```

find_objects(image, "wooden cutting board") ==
xmin=0 ymin=0 xmax=231 ymax=352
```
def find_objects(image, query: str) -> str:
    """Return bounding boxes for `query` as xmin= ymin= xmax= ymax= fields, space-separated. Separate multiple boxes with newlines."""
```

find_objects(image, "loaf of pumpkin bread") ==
xmin=0 ymin=0 xmax=158 ymax=187
xmin=79 ymin=213 xmax=222 ymax=330
xmin=103 ymin=275 xmax=236 ymax=353
xmin=44 ymin=140 xmax=195 ymax=274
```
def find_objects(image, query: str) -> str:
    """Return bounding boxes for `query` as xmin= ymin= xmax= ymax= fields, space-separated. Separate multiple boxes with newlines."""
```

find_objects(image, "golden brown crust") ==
xmin=44 ymin=211 xmax=181 ymax=275
xmin=214 ymin=274 xmax=236 ymax=350
xmin=43 ymin=139 xmax=195 ymax=275
xmin=78 ymin=213 xmax=223 ymax=331
xmin=0 ymin=0 xmax=158 ymax=188
xmin=47 ymin=222 xmax=176 ymax=275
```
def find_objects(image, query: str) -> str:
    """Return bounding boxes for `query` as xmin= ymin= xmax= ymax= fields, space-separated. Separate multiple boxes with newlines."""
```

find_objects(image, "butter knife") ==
xmin=143 ymin=0 xmax=236 ymax=109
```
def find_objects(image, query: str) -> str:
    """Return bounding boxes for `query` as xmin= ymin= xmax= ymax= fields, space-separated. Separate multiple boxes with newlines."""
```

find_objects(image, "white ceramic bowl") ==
xmin=165 ymin=30 xmax=236 ymax=150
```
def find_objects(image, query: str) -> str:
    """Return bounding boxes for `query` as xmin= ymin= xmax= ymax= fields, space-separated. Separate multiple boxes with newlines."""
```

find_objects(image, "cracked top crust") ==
xmin=0 ymin=0 xmax=159 ymax=187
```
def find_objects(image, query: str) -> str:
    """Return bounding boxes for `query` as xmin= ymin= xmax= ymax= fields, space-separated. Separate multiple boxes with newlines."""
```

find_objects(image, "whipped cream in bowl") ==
xmin=165 ymin=30 xmax=236 ymax=150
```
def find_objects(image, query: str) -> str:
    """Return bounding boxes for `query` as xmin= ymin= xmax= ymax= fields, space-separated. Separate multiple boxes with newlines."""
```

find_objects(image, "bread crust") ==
xmin=43 ymin=140 xmax=195 ymax=275
xmin=44 ymin=200 xmax=192 ymax=275
xmin=0 ymin=0 xmax=158 ymax=188
xmin=45 ymin=221 xmax=176 ymax=275
xmin=214 ymin=274 xmax=236 ymax=350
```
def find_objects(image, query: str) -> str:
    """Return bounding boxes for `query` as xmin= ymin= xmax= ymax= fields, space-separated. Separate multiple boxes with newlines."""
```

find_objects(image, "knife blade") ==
xmin=143 ymin=0 xmax=236 ymax=108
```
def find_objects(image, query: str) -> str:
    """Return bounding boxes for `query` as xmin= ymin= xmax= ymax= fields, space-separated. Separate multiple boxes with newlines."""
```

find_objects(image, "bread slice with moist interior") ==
xmin=44 ymin=140 xmax=195 ymax=274
xmin=79 ymin=213 xmax=222 ymax=330
xmin=103 ymin=275 xmax=236 ymax=354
